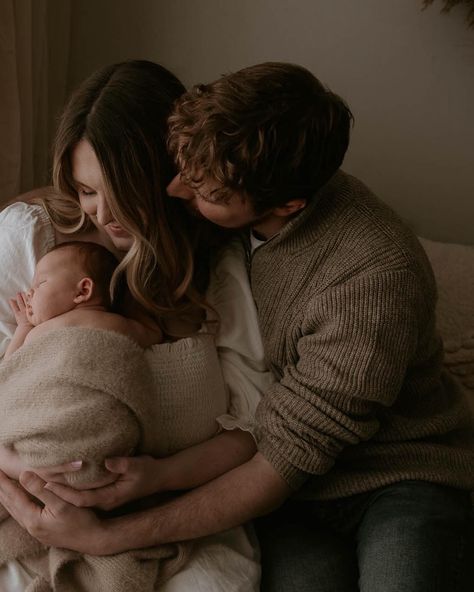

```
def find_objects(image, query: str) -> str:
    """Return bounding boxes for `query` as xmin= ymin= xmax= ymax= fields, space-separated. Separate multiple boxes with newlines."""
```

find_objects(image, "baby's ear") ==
xmin=73 ymin=277 xmax=94 ymax=304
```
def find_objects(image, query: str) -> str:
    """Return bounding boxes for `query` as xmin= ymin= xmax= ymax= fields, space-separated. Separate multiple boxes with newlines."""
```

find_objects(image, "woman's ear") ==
xmin=73 ymin=277 xmax=94 ymax=304
xmin=272 ymin=198 xmax=307 ymax=217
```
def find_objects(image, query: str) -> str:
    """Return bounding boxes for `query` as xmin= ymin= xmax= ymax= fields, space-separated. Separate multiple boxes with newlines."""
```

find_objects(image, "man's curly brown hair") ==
xmin=168 ymin=62 xmax=354 ymax=214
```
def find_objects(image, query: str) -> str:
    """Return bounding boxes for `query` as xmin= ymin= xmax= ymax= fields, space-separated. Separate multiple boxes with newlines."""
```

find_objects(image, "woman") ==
xmin=0 ymin=60 xmax=267 ymax=591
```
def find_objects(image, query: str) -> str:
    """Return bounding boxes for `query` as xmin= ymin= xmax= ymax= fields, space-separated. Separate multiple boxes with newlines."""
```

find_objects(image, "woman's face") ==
xmin=71 ymin=139 xmax=134 ymax=251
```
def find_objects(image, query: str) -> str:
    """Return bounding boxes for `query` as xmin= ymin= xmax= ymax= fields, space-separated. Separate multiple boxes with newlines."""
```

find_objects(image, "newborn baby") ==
xmin=4 ymin=240 xmax=161 ymax=358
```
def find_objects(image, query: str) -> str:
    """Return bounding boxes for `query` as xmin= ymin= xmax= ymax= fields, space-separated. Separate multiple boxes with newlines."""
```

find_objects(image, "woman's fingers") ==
xmin=34 ymin=460 xmax=83 ymax=482
xmin=44 ymin=457 xmax=153 ymax=510
xmin=45 ymin=481 xmax=119 ymax=510
xmin=54 ymin=471 xmax=119 ymax=491
xmin=104 ymin=456 xmax=134 ymax=474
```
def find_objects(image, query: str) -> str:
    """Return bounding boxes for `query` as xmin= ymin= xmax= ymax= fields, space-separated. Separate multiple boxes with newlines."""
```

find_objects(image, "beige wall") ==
xmin=68 ymin=0 xmax=474 ymax=244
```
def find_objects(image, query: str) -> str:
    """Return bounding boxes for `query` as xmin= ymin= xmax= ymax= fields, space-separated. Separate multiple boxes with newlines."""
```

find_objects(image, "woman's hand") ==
xmin=45 ymin=430 xmax=257 ymax=511
xmin=0 ymin=470 xmax=109 ymax=554
xmin=0 ymin=447 xmax=78 ymax=482
xmin=44 ymin=456 xmax=161 ymax=511
xmin=0 ymin=447 xmax=118 ymax=489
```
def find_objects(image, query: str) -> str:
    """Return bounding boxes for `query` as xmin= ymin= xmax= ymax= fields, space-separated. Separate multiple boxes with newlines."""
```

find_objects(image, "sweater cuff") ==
xmin=258 ymin=437 xmax=311 ymax=491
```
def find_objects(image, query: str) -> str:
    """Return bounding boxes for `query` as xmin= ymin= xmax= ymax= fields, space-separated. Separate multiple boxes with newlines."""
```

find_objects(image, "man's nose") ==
xmin=166 ymin=174 xmax=195 ymax=201
xmin=96 ymin=195 xmax=113 ymax=226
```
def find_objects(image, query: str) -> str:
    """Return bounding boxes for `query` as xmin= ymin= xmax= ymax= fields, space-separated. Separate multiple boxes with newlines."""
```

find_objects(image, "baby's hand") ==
xmin=9 ymin=292 xmax=33 ymax=329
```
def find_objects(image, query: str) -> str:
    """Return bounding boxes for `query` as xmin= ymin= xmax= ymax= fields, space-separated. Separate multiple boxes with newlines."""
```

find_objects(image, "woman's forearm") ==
xmin=156 ymin=429 xmax=256 ymax=492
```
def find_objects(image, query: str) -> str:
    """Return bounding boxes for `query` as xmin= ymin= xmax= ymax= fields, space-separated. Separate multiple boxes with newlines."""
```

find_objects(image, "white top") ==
xmin=249 ymin=230 xmax=267 ymax=253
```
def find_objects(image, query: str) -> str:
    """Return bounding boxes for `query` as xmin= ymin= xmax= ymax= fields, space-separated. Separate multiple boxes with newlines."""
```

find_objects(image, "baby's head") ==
xmin=27 ymin=242 xmax=118 ymax=325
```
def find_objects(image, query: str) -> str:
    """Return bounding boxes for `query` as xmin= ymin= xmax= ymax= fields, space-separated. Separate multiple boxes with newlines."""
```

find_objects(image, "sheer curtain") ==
xmin=0 ymin=0 xmax=71 ymax=206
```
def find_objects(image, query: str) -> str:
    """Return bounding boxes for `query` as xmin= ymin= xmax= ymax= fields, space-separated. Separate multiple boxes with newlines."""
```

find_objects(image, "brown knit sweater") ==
xmin=251 ymin=170 xmax=474 ymax=499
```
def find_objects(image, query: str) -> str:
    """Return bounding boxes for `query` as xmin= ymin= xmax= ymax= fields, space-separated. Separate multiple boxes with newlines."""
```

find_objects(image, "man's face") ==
xmin=166 ymin=174 xmax=262 ymax=229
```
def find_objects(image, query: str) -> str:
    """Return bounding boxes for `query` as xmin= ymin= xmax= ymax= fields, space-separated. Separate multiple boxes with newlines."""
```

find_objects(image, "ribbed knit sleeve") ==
xmin=256 ymin=269 xmax=422 ymax=490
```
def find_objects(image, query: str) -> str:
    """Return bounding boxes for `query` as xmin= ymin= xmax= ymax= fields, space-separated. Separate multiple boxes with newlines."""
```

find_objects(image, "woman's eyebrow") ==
xmin=73 ymin=179 xmax=94 ymax=190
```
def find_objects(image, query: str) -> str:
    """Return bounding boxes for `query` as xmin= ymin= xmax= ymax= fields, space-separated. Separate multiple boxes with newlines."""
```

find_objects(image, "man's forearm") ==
xmin=99 ymin=452 xmax=291 ymax=554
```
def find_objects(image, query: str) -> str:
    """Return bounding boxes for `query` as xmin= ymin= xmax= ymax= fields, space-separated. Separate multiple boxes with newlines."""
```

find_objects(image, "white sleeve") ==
xmin=0 ymin=203 xmax=55 ymax=358
xmin=206 ymin=239 xmax=275 ymax=436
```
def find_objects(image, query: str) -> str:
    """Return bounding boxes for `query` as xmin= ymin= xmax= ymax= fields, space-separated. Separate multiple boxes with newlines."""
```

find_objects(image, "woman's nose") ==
xmin=95 ymin=195 xmax=113 ymax=226
xmin=166 ymin=174 xmax=195 ymax=201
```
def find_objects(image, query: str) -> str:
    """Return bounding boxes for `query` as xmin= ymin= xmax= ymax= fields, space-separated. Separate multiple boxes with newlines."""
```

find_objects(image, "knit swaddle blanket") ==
xmin=0 ymin=326 xmax=211 ymax=591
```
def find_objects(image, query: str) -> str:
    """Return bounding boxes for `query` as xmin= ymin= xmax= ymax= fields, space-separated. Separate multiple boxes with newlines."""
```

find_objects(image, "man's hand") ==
xmin=44 ymin=456 xmax=160 ymax=510
xmin=0 ymin=470 xmax=108 ymax=554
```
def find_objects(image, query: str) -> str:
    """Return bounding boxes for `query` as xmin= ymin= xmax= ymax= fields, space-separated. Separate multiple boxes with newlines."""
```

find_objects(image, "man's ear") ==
xmin=272 ymin=198 xmax=307 ymax=217
xmin=73 ymin=277 xmax=94 ymax=304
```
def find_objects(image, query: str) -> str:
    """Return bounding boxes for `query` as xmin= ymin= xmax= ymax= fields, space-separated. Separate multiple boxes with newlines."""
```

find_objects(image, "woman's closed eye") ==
xmin=78 ymin=188 xmax=96 ymax=197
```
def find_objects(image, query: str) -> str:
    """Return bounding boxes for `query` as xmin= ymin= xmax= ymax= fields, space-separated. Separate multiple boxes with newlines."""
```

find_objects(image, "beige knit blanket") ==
xmin=0 ymin=327 xmax=187 ymax=592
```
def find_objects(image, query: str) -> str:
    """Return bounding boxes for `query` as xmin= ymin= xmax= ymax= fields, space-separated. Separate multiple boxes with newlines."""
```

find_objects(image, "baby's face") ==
xmin=27 ymin=249 xmax=85 ymax=325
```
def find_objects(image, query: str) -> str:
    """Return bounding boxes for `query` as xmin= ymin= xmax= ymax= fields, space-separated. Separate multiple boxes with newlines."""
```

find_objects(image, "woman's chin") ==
xmin=110 ymin=235 xmax=134 ymax=252
xmin=104 ymin=229 xmax=134 ymax=252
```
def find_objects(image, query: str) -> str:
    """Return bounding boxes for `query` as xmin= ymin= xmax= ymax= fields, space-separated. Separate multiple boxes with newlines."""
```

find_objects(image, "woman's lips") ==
xmin=106 ymin=223 xmax=130 ymax=237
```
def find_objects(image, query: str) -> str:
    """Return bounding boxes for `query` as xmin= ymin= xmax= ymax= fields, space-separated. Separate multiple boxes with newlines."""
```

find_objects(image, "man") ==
xmin=0 ymin=62 xmax=472 ymax=591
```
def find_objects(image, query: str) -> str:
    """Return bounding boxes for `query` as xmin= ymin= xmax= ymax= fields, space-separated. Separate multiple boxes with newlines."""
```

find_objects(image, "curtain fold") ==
xmin=0 ymin=0 xmax=71 ymax=206
xmin=0 ymin=0 xmax=22 ymax=204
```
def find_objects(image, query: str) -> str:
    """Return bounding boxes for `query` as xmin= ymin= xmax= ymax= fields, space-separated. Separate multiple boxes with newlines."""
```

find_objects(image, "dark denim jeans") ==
xmin=255 ymin=481 xmax=473 ymax=592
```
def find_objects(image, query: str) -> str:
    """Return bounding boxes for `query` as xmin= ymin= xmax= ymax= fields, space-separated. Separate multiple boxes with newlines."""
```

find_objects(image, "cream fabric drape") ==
xmin=0 ymin=0 xmax=71 ymax=207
